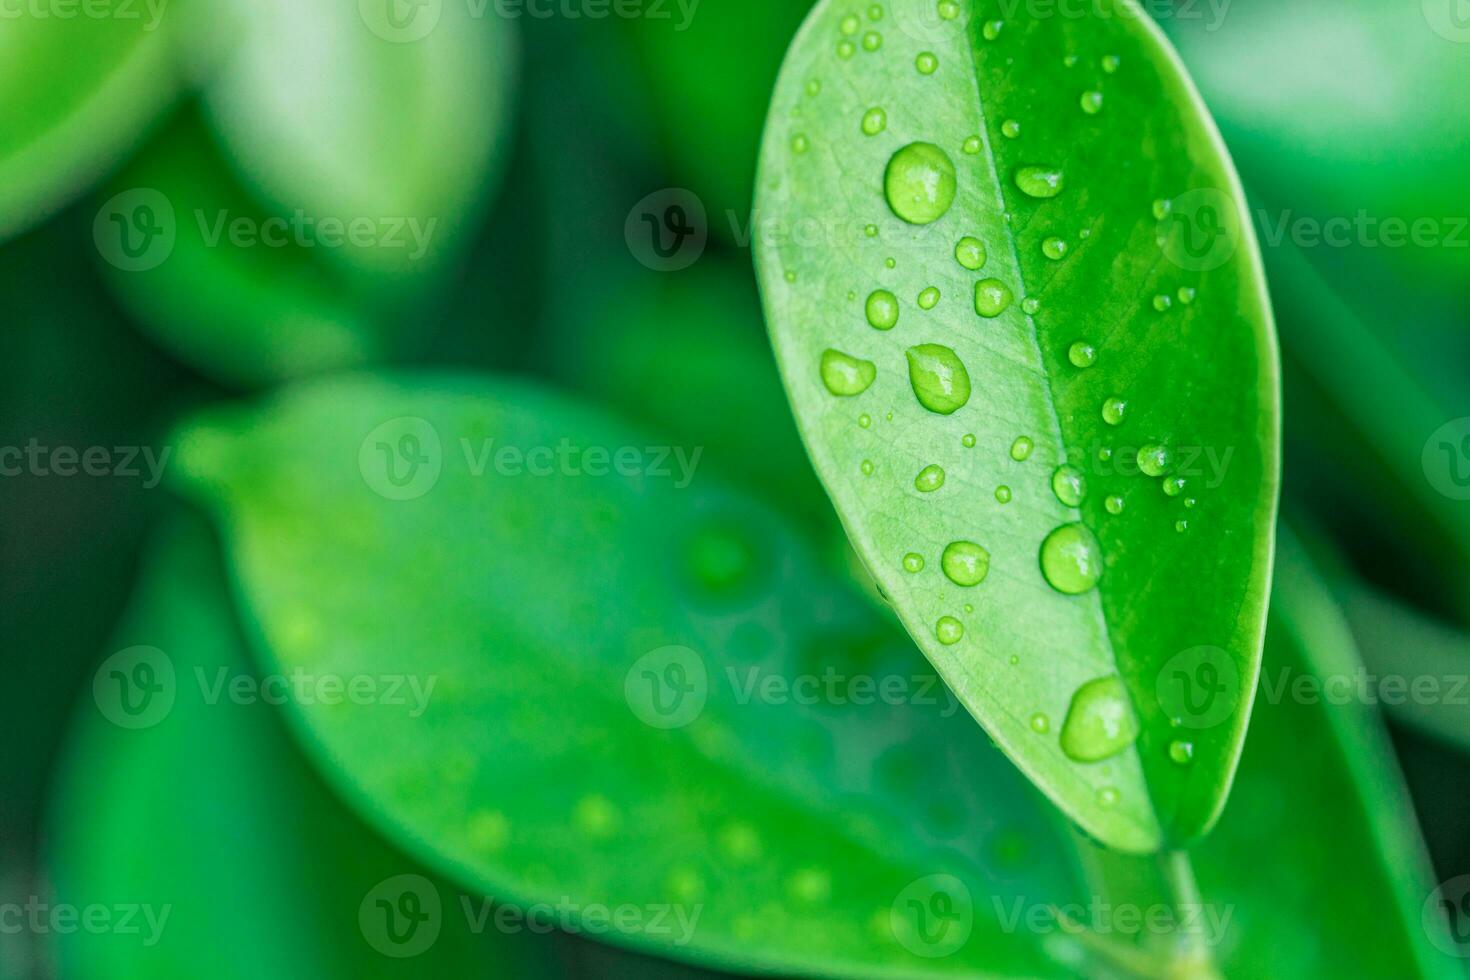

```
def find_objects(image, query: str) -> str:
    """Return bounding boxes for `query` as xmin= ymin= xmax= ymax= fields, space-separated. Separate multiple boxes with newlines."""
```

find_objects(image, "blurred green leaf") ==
xmin=755 ymin=0 xmax=1278 ymax=852
xmin=47 ymin=516 xmax=561 ymax=979
xmin=0 ymin=8 xmax=176 ymax=241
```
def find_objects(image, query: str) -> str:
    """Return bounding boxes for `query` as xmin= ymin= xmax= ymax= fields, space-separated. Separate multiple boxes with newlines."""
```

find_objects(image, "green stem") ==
xmin=1155 ymin=850 xmax=1222 ymax=980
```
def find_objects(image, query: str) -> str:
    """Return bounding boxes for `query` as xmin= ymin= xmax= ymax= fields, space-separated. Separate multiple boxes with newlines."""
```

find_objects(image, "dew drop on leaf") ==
xmin=1010 ymin=436 xmax=1034 ymax=461
xmin=1101 ymin=397 xmax=1128 ymax=426
xmin=1039 ymin=523 xmax=1103 ymax=594
xmin=1079 ymin=91 xmax=1103 ymax=115
xmin=820 ymin=349 xmax=877 ymax=395
xmin=1059 ymin=676 xmax=1140 ymax=762
xmin=902 ymin=552 xmax=925 ymax=573
xmin=954 ymin=236 xmax=987 ymax=270
xmin=918 ymin=286 xmax=940 ymax=310
xmin=792 ymin=133 xmax=810 ymax=154
xmin=1042 ymin=237 xmax=1069 ymax=260
xmin=884 ymin=142 xmax=957 ymax=225
xmin=1137 ymin=443 xmax=1172 ymax=477
xmin=936 ymin=616 xmax=965 ymax=645
xmin=862 ymin=31 xmax=882 ymax=51
xmin=1163 ymin=476 xmax=1187 ymax=497
xmin=1001 ymin=119 xmax=1021 ymax=139
xmin=1101 ymin=54 xmax=1120 ymax=73
xmin=1021 ymin=297 xmax=1040 ymax=315
xmin=1178 ymin=286 xmax=1197 ymax=305
xmin=982 ymin=19 xmax=1003 ymax=40
xmin=1105 ymin=494 xmax=1124 ymax=515
xmin=1169 ymin=740 xmax=1196 ymax=765
xmin=1015 ymin=166 xmax=1065 ymax=199
xmin=974 ymin=278 xmax=1013 ymax=318
xmin=1153 ymin=294 xmax=1173 ymax=312
xmin=962 ymin=135 xmax=982 ymax=154
xmin=1068 ymin=341 xmax=1097 ymax=368
xmin=916 ymin=51 xmax=938 ymax=75
xmin=995 ymin=485 xmax=1013 ymax=503
xmin=1029 ymin=713 xmax=1050 ymax=734
xmin=1051 ymin=465 xmax=1087 ymax=507
xmin=905 ymin=344 xmax=971 ymax=414
xmin=941 ymin=541 xmax=991 ymax=586
xmin=840 ymin=13 xmax=859 ymax=34
xmin=861 ymin=106 xmax=887 ymax=136
xmin=915 ymin=464 xmax=946 ymax=492
xmin=1151 ymin=199 xmax=1172 ymax=220
xmin=865 ymin=289 xmax=899 ymax=330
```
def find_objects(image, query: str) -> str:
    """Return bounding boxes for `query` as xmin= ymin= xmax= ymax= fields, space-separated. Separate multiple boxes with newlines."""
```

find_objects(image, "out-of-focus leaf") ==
xmin=755 ymin=0 xmax=1279 ymax=853
xmin=96 ymin=110 xmax=397 ymax=387
xmin=0 ymin=8 xmax=176 ymax=241
xmin=195 ymin=0 xmax=517 ymax=279
xmin=47 ymin=516 xmax=560 ymax=978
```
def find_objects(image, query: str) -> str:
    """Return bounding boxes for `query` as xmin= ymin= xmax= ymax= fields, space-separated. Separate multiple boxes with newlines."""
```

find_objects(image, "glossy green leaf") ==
xmin=195 ymin=0 xmax=516 ymax=278
xmin=0 ymin=9 xmax=176 ymax=241
xmin=97 ymin=110 xmax=397 ymax=387
xmin=170 ymin=373 xmax=1083 ymax=979
xmin=47 ymin=517 xmax=559 ymax=979
xmin=754 ymin=0 xmax=1279 ymax=852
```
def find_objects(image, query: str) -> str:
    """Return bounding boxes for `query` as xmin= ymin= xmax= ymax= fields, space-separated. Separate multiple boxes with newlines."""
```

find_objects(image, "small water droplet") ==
xmin=1042 ymin=237 xmax=1069 ymax=260
xmin=962 ymin=135 xmax=982 ymax=154
xmin=936 ymin=616 xmax=965 ymax=645
xmin=1079 ymin=91 xmax=1103 ymax=115
xmin=962 ymin=433 xmax=976 ymax=448
xmin=885 ymin=256 xmax=896 ymax=269
xmin=1152 ymin=199 xmax=1172 ymax=220
xmin=1104 ymin=494 xmax=1124 ymax=515
xmin=862 ymin=30 xmax=882 ymax=51
xmin=1176 ymin=519 xmax=1190 ymax=533
xmin=1177 ymin=286 xmax=1197 ymax=305
xmin=982 ymin=19 xmax=1003 ymax=40
xmin=918 ymin=286 xmax=940 ymax=310
xmin=1063 ymin=53 xmax=1079 ymax=67
xmin=1040 ymin=523 xmax=1103 ymax=594
xmin=1001 ymin=119 xmax=1021 ymax=139
xmin=1021 ymin=297 xmax=1040 ymax=315
xmin=937 ymin=0 xmax=959 ymax=18
xmin=1068 ymin=341 xmax=1097 ymax=368
xmin=915 ymin=464 xmax=946 ymax=492
xmin=1030 ymin=712 xmax=1050 ymax=734
xmin=861 ymin=106 xmax=887 ymax=136
xmin=906 ymin=344 xmax=971 ymax=414
xmin=864 ymin=223 xmax=878 ymax=237
xmin=942 ymin=541 xmax=991 ymax=586
xmin=916 ymin=51 xmax=939 ymax=74
xmin=1010 ymin=436 xmax=1034 ymax=461
xmin=821 ymin=349 xmax=876 ymax=395
xmin=1101 ymin=54 xmax=1120 ymax=73
xmin=1137 ymin=444 xmax=1171 ymax=477
xmin=784 ymin=270 xmax=796 ymax=283
xmin=1184 ymin=497 xmax=1197 ymax=508
xmin=858 ymin=413 xmax=872 ymax=428
xmin=1153 ymin=294 xmax=1172 ymax=312
xmin=867 ymin=2 xmax=883 ymax=19
xmin=1101 ymin=397 xmax=1127 ymax=426
xmin=995 ymin=485 xmax=1013 ymax=503
xmin=1015 ymin=166 xmax=1065 ymax=199
xmin=1169 ymin=740 xmax=1195 ymax=765
xmin=975 ymin=279 xmax=1013 ymax=318
xmin=1098 ymin=447 xmax=1113 ymax=462
xmin=1059 ymin=676 xmax=1139 ymax=762
xmin=1097 ymin=787 xmax=1119 ymax=807
xmin=885 ymin=143 xmax=957 ymax=225
xmin=806 ymin=79 xmax=822 ymax=96
xmin=1163 ymin=476 xmax=1187 ymax=497
xmin=954 ymin=236 xmax=987 ymax=270
xmin=1051 ymin=465 xmax=1087 ymax=507
xmin=792 ymin=133 xmax=810 ymax=154
xmin=865 ymin=289 xmax=899 ymax=330
xmin=861 ymin=459 xmax=875 ymax=476
xmin=837 ymin=39 xmax=855 ymax=58
xmin=903 ymin=552 xmax=925 ymax=573
xmin=840 ymin=13 xmax=859 ymax=34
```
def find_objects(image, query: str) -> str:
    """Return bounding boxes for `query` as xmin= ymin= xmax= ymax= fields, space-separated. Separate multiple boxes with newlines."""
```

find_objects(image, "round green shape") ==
xmin=1059 ymin=675 xmax=1140 ymax=763
xmin=861 ymin=107 xmax=887 ymax=136
xmin=902 ymin=552 xmax=925 ymax=573
xmin=974 ymin=278 xmax=1013 ymax=318
xmin=1104 ymin=494 xmax=1124 ymax=515
xmin=1010 ymin=436 xmax=1034 ymax=461
xmin=995 ymin=485 xmax=1012 ymax=503
xmin=1001 ymin=119 xmax=1021 ymax=139
xmin=916 ymin=52 xmax=938 ymax=74
xmin=884 ymin=142 xmax=957 ymax=225
xmin=1042 ymin=237 xmax=1069 ymax=260
xmin=905 ymin=344 xmax=971 ymax=415
xmin=1137 ymin=443 xmax=1172 ymax=477
xmin=865 ymin=289 xmax=899 ymax=330
xmin=861 ymin=31 xmax=882 ymax=51
xmin=955 ymin=236 xmax=987 ymax=271
xmin=1051 ymin=465 xmax=1087 ymax=507
xmin=1080 ymin=91 xmax=1103 ymax=115
xmin=1068 ymin=342 xmax=1097 ymax=368
xmin=1014 ymin=166 xmax=1065 ymax=198
xmin=941 ymin=541 xmax=991 ymax=587
xmin=936 ymin=616 xmax=964 ymax=645
xmin=915 ymin=464 xmax=946 ymax=492
xmin=1169 ymin=740 xmax=1195 ymax=765
xmin=1101 ymin=397 xmax=1127 ymax=426
xmin=820 ymin=349 xmax=876 ymax=396
xmin=1039 ymin=522 xmax=1103 ymax=595
xmin=917 ymin=286 xmax=940 ymax=310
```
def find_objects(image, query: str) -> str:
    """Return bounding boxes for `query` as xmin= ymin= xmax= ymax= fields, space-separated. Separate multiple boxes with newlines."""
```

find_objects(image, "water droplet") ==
xmin=1052 ymin=465 xmax=1087 ymax=507
xmin=861 ymin=459 xmax=875 ymax=476
xmin=1039 ymin=523 xmax=1103 ymax=594
xmin=1001 ymin=119 xmax=1021 ymax=139
xmin=1152 ymin=199 xmax=1172 ymax=221
xmin=1169 ymin=740 xmax=1195 ymax=765
xmin=918 ymin=286 xmax=940 ymax=310
xmin=865 ymin=289 xmax=899 ymax=330
xmin=1079 ymin=91 xmax=1103 ymax=115
xmin=1010 ymin=436 xmax=1034 ymax=461
xmin=1101 ymin=54 xmax=1120 ymax=73
xmin=995 ymin=485 xmax=1012 ymax=503
xmin=1097 ymin=787 xmax=1119 ymax=807
xmin=837 ymin=39 xmax=855 ymax=58
xmin=1059 ymin=676 xmax=1139 ymax=762
xmin=862 ymin=31 xmax=882 ymax=51
xmin=1163 ymin=476 xmax=1186 ymax=497
xmin=821 ymin=349 xmax=876 ymax=395
xmin=1101 ymin=397 xmax=1127 ymax=426
xmin=885 ymin=256 xmax=896 ymax=269
xmin=915 ymin=464 xmax=946 ymax=492
xmin=1030 ymin=713 xmax=1050 ymax=734
xmin=962 ymin=433 xmax=976 ymax=448
xmin=1021 ymin=297 xmax=1040 ymax=315
xmin=1184 ymin=497 xmax=1197 ymax=508
xmin=1104 ymin=494 xmax=1124 ymax=515
xmin=784 ymin=270 xmax=797 ymax=283
xmin=936 ymin=616 xmax=965 ymax=645
xmin=903 ymin=552 xmax=925 ymax=573
xmin=861 ymin=107 xmax=887 ymax=136
xmin=1178 ymin=286 xmax=1197 ymax=305
xmin=806 ymin=79 xmax=822 ymax=96
xmin=840 ymin=13 xmax=859 ymax=34
xmin=1068 ymin=341 xmax=1096 ymax=368
xmin=575 ymin=794 xmax=621 ymax=837
xmin=884 ymin=143 xmax=957 ymax=225
xmin=867 ymin=2 xmax=883 ymax=18
xmin=1137 ymin=444 xmax=1171 ymax=477
xmin=792 ymin=133 xmax=810 ymax=154
xmin=962 ymin=135 xmax=982 ymax=154
xmin=1153 ymin=294 xmax=1172 ymax=312
xmin=937 ymin=0 xmax=959 ymax=18
xmin=982 ymin=19 xmax=1003 ymax=40
xmin=906 ymin=344 xmax=971 ymax=414
xmin=1175 ymin=519 xmax=1190 ymax=533
xmin=941 ymin=541 xmax=991 ymax=586
xmin=975 ymin=279 xmax=1013 ymax=318
xmin=1015 ymin=166 xmax=1065 ymax=199
xmin=864 ymin=223 xmax=878 ymax=237
xmin=1042 ymin=237 xmax=1069 ymax=260
xmin=954 ymin=236 xmax=987 ymax=270
xmin=858 ymin=413 xmax=872 ymax=428
xmin=916 ymin=51 xmax=938 ymax=74
xmin=1063 ymin=53 xmax=1079 ymax=67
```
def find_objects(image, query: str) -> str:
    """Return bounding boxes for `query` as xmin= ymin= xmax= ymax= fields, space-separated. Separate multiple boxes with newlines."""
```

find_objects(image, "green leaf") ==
xmin=170 ymin=373 xmax=1082 ymax=979
xmin=47 ymin=517 xmax=560 ymax=979
xmin=0 ymin=8 xmax=176 ymax=240
xmin=194 ymin=0 xmax=517 ymax=278
xmin=97 ymin=110 xmax=396 ymax=386
xmin=753 ymin=0 xmax=1280 ymax=851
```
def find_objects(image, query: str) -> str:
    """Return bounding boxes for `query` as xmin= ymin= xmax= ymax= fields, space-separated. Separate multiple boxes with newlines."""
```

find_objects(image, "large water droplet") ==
xmin=1137 ymin=444 xmax=1171 ymax=477
xmin=1015 ymin=166 xmax=1065 ymax=199
xmin=884 ymin=143 xmax=956 ymax=225
xmin=915 ymin=464 xmax=946 ymax=492
xmin=936 ymin=616 xmax=965 ymax=645
xmin=1068 ymin=341 xmax=1096 ymax=368
xmin=941 ymin=541 xmax=991 ymax=586
xmin=975 ymin=279 xmax=1013 ymax=318
xmin=866 ymin=289 xmax=899 ymax=330
xmin=1059 ymin=676 xmax=1140 ymax=763
xmin=1039 ymin=523 xmax=1103 ymax=594
xmin=1051 ymin=465 xmax=1087 ymax=507
xmin=821 ymin=349 xmax=876 ymax=395
xmin=906 ymin=344 xmax=971 ymax=414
